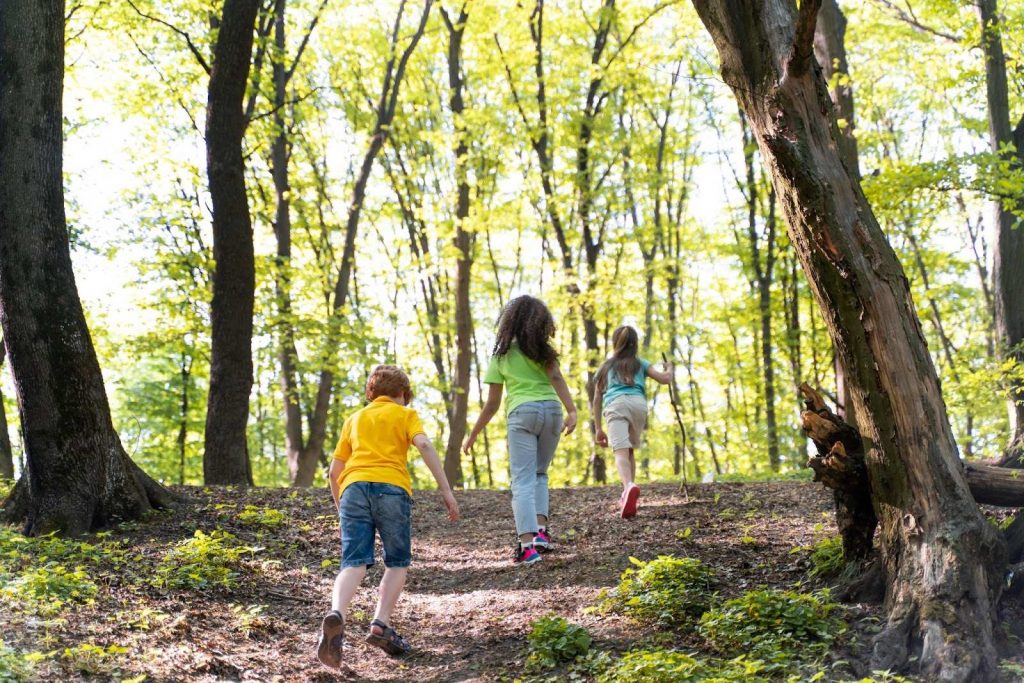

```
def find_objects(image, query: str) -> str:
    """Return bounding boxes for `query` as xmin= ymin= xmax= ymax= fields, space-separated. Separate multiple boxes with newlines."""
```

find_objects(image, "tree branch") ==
xmin=870 ymin=0 xmax=962 ymax=43
xmin=125 ymin=0 xmax=211 ymax=75
xmin=788 ymin=0 xmax=822 ymax=77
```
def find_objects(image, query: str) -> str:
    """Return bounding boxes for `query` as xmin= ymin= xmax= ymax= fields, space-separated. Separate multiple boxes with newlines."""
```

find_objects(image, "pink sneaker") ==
xmin=533 ymin=528 xmax=552 ymax=552
xmin=514 ymin=544 xmax=542 ymax=564
xmin=620 ymin=484 xmax=640 ymax=519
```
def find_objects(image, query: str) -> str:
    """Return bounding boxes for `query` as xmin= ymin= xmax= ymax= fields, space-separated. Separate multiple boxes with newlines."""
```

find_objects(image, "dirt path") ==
xmin=3 ymin=482 xmax=854 ymax=681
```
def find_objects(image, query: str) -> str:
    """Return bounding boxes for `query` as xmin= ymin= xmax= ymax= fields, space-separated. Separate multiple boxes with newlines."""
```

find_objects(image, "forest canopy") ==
xmin=4 ymin=0 xmax=1019 ymax=491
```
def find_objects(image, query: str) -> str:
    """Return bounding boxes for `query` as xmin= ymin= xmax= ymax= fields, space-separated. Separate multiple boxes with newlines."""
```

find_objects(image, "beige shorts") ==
xmin=603 ymin=394 xmax=648 ymax=451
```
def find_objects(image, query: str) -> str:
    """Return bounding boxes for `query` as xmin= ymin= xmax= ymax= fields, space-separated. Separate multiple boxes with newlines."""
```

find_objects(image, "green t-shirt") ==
xmin=484 ymin=344 xmax=558 ymax=414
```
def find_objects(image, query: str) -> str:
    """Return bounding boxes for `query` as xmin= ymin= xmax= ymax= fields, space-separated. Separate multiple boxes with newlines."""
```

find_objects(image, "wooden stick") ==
xmin=663 ymin=353 xmax=689 ymax=499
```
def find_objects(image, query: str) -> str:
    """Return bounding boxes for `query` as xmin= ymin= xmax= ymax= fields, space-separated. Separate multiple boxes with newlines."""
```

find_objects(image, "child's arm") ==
xmin=412 ymin=434 xmax=460 ymax=522
xmin=647 ymin=360 xmax=674 ymax=385
xmin=592 ymin=391 xmax=607 ymax=447
xmin=328 ymin=458 xmax=345 ymax=511
xmin=463 ymin=383 xmax=503 ymax=454
xmin=547 ymin=361 xmax=578 ymax=434
xmin=329 ymin=421 xmax=352 ymax=510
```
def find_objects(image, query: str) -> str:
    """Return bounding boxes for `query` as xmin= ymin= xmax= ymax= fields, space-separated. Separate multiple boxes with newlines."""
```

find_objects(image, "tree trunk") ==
xmin=977 ymin=0 xmax=1024 ymax=467
xmin=203 ymin=0 xmax=259 ymax=486
xmin=0 ymin=0 xmax=174 ymax=535
xmin=690 ymin=1 xmax=1005 ymax=678
xmin=441 ymin=5 xmax=471 ymax=488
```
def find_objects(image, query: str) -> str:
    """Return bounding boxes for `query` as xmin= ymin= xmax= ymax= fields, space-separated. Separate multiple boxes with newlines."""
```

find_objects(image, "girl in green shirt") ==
xmin=463 ymin=296 xmax=577 ymax=564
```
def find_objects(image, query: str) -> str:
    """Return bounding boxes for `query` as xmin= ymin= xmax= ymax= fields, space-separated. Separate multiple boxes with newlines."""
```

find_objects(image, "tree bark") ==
xmin=976 ymin=0 xmax=1024 ymax=467
xmin=0 ymin=0 xmax=174 ymax=535
xmin=203 ymin=0 xmax=259 ymax=486
xmin=690 ymin=0 xmax=1006 ymax=678
xmin=441 ymin=4 xmax=471 ymax=488
xmin=800 ymin=384 xmax=877 ymax=564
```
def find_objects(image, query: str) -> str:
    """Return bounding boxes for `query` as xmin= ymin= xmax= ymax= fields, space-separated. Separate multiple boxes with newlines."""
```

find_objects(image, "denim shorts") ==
xmin=339 ymin=481 xmax=412 ymax=569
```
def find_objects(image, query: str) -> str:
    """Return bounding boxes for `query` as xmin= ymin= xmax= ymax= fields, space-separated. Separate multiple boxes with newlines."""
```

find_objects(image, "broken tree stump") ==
xmin=800 ymin=383 xmax=877 ymax=565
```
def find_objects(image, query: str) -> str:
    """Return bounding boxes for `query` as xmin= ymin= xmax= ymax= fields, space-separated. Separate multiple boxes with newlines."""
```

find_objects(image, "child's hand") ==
xmin=441 ymin=490 xmax=460 ymax=522
xmin=595 ymin=428 xmax=608 ymax=447
xmin=462 ymin=433 xmax=477 ymax=455
xmin=562 ymin=411 xmax=577 ymax=435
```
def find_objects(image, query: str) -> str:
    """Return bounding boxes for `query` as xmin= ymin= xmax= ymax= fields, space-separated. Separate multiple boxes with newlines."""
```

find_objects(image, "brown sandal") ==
xmin=365 ymin=618 xmax=411 ymax=655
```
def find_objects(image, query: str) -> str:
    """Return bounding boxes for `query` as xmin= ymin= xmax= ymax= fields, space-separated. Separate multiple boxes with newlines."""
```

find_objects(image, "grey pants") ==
xmin=507 ymin=400 xmax=563 ymax=535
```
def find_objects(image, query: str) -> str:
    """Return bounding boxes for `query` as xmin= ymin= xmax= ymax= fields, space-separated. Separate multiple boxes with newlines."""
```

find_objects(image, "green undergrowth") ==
xmin=569 ymin=555 xmax=849 ymax=680
xmin=152 ymin=529 xmax=253 ymax=590
xmin=526 ymin=616 xmax=593 ymax=672
xmin=601 ymin=555 xmax=716 ymax=628
xmin=0 ymin=526 xmax=128 ymax=615
xmin=699 ymin=589 xmax=844 ymax=671
xmin=0 ymin=640 xmax=45 ymax=683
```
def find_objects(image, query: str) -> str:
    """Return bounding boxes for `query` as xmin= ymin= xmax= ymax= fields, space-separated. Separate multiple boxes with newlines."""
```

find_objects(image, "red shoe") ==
xmin=620 ymin=484 xmax=640 ymax=519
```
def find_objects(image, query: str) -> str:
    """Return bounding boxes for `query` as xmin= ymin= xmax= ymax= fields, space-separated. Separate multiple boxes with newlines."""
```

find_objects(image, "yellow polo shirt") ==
xmin=332 ymin=396 xmax=425 ymax=497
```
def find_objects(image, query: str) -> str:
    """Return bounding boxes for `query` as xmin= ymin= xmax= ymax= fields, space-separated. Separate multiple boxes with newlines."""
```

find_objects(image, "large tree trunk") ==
xmin=977 ymin=0 xmax=1024 ymax=467
xmin=203 ymin=0 xmax=259 ymax=486
xmin=441 ymin=5 xmax=471 ymax=488
xmin=0 ymin=0 xmax=174 ymax=535
xmin=690 ymin=1 xmax=1005 ymax=679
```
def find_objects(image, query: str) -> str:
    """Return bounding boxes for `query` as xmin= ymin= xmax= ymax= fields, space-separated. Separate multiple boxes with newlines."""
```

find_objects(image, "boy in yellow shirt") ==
xmin=317 ymin=365 xmax=460 ymax=669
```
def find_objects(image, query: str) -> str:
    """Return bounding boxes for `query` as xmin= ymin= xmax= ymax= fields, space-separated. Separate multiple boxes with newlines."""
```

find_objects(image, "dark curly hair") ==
xmin=491 ymin=295 xmax=558 ymax=367
xmin=594 ymin=326 xmax=641 ymax=395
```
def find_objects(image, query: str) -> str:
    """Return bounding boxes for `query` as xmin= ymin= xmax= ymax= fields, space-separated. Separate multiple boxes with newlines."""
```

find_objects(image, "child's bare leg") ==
xmin=614 ymin=448 xmax=634 ymax=488
xmin=372 ymin=567 xmax=409 ymax=627
xmin=629 ymin=448 xmax=636 ymax=481
xmin=536 ymin=514 xmax=548 ymax=528
xmin=332 ymin=565 xmax=367 ymax=615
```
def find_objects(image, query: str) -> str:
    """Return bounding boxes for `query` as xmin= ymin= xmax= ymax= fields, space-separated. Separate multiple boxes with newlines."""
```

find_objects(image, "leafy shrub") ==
xmin=607 ymin=556 xmax=715 ymax=628
xmin=699 ymin=589 xmax=843 ymax=669
xmin=236 ymin=505 xmax=286 ymax=529
xmin=526 ymin=616 xmax=592 ymax=671
xmin=598 ymin=649 xmax=766 ymax=683
xmin=231 ymin=603 xmax=272 ymax=638
xmin=152 ymin=530 xmax=249 ymax=589
xmin=807 ymin=536 xmax=845 ymax=579
xmin=59 ymin=643 xmax=128 ymax=677
xmin=0 ymin=641 xmax=46 ymax=683
xmin=1 ymin=564 xmax=97 ymax=615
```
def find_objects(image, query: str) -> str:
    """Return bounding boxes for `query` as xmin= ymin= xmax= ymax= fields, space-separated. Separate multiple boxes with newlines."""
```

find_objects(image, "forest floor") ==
xmin=3 ymin=481 xmax=1023 ymax=682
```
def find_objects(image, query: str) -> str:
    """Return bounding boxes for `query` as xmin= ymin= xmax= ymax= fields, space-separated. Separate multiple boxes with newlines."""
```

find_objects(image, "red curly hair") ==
xmin=365 ymin=365 xmax=413 ymax=403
